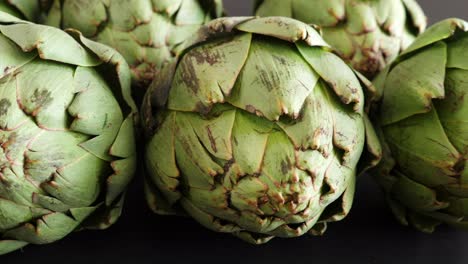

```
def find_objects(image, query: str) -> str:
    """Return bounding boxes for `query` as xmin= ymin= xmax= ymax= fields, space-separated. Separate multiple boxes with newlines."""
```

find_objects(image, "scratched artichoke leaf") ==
xmin=143 ymin=17 xmax=381 ymax=244
xmin=372 ymin=18 xmax=468 ymax=233
xmin=0 ymin=13 xmax=137 ymax=255
xmin=255 ymin=0 xmax=427 ymax=79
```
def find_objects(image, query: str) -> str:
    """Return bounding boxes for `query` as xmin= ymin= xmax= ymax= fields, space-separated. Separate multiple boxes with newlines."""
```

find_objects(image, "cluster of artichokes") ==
xmin=0 ymin=0 xmax=466 ymax=255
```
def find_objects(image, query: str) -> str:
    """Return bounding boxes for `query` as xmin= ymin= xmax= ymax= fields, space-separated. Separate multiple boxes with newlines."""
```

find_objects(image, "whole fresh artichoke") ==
xmin=373 ymin=18 xmax=468 ymax=232
xmin=43 ymin=0 xmax=224 ymax=93
xmin=0 ymin=0 xmax=42 ymax=21
xmin=255 ymin=0 xmax=427 ymax=79
xmin=143 ymin=17 xmax=381 ymax=244
xmin=0 ymin=12 xmax=137 ymax=255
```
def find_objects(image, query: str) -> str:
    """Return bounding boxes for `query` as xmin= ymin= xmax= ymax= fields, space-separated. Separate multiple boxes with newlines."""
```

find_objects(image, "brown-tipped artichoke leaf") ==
xmin=0 ymin=23 xmax=101 ymax=66
xmin=402 ymin=0 xmax=427 ymax=32
xmin=61 ymin=0 xmax=107 ymax=37
xmin=345 ymin=1 xmax=377 ymax=35
xmin=236 ymin=16 xmax=329 ymax=47
xmin=402 ymin=18 xmax=468 ymax=56
xmin=392 ymin=174 xmax=449 ymax=212
xmin=144 ymin=179 xmax=180 ymax=215
xmin=292 ymin=0 xmax=344 ymax=27
xmin=4 ymin=210 xmax=94 ymax=245
xmin=447 ymin=34 xmax=468 ymax=70
xmin=169 ymin=33 xmax=251 ymax=113
xmin=435 ymin=69 xmax=468 ymax=153
xmin=174 ymin=113 xmax=224 ymax=189
xmin=233 ymin=231 xmax=274 ymax=245
xmin=278 ymin=81 xmax=334 ymax=154
xmin=14 ymin=60 xmax=75 ymax=130
xmin=380 ymin=41 xmax=447 ymax=125
xmin=357 ymin=114 xmax=382 ymax=176
xmin=106 ymin=157 xmax=136 ymax=205
xmin=189 ymin=109 xmax=235 ymax=161
xmin=231 ymin=111 xmax=272 ymax=176
xmin=407 ymin=211 xmax=442 ymax=233
xmin=228 ymin=36 xmax=318 ymax=121
xmin=0 ymin=33 xmax=36 ymax=80
xmin=297 ymin=43 xmax=364 ymax=113
xmin=383 ymin=107 xmax=461 ymax=187
xmin=145 ymin=111 xmax=180 ymax=205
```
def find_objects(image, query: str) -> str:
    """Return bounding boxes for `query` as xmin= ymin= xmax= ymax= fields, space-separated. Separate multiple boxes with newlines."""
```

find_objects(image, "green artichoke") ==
xmin=143 ymin=17 xmax=381 ymax=244
xmin=43 ymin=0 xmax=224 ymax=93
xmin=373 ymin=18 xmax=468 ymax=232
xmin=0 ymin=0 xmax=42 ymax=21
xmin=0 ymin=12 xmax=137 ymax=255
xmin=255 ymin=0 xmax=427 ymax=79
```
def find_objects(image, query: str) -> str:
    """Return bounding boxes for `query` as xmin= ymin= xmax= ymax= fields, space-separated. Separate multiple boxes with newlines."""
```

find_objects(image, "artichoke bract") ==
xmin=0 ymin=12 xmax=137 ymax=255
xmin=143 ymin=17 xmax=381 ymax=244
xmin=0 ymin=0 xmax=42 ymax=21
xmin=43 ymin=0 xmax=224 ymax=92
xmin=254 ymin=0 xmax=427 ymax=79
xmin=373 ymin=19 xmax=468 ymax=232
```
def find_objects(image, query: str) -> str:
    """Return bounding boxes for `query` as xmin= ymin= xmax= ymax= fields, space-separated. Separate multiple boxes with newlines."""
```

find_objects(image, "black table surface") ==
xmin=4 ymin=175 xmax=467 ymax=264
xmin=4 ymin=1 xmax=468 ymax=263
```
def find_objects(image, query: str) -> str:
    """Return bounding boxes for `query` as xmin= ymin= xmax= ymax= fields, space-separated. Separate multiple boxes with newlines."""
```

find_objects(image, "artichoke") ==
xmin=143 ymin=17 xmax=381 ymax=244
xmin=0 ymin=0 xmax=42 ymax=21
xmin=0 ymin=12 xmax=137 ymax=255
xmin=43 ymin=0 xmax=224 ymax=93
xmin=255 ymin=0 xmax=427 ymax=79
xmin=373 ymin=18 xmax=468 ymax=232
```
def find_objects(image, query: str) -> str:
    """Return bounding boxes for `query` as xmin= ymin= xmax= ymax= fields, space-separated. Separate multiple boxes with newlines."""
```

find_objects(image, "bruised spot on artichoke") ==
xmin=0 ymin=98 xmax=11 ymax=116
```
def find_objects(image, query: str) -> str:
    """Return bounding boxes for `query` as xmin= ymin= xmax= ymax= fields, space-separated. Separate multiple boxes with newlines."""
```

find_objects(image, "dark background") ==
xmin=225 ymin=0 xmax=468 ymax=24
xmin=4 ymin=1 xmax=468 ymax=263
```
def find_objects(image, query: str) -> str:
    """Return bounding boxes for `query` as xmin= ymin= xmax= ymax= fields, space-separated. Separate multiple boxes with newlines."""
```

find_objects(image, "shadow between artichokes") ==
xmin=0 ymin=12 xmax=137 ymax=255
xmin=372 ymin=18 xmax=468 ymax=233
xmin=254 ymin=0 xmax=427 ymax=80
xmin=0 ymin=0 xmax=43 ymax=21
xmin=142 ymin=16 xmax=381 ymax=244
xmin=42 ymin=0 xmax=224 ymax=96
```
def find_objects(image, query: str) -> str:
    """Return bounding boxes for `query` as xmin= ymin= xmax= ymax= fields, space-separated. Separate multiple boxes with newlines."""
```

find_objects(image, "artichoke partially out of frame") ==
xmin=143 ymin=16 xmax=381 ymax=244
xmin=43 ymin=0 xmax=224 ymax=93
xmin=255 ymin=0 xmax=427 ymax=79
xmin=373 ymin=18 xmax=468 ymax=232
xmin=0 ymin=12 xmax=137 ymax=255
